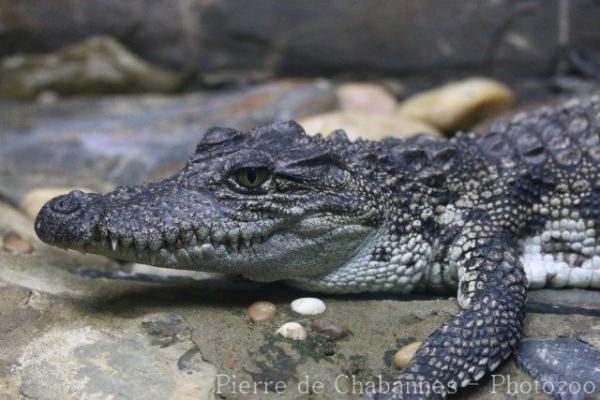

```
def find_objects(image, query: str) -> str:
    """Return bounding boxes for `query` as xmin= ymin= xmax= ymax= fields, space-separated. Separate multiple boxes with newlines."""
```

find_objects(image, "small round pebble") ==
xmin=291 ymin=297 xmax=326 ymax=315
xmin=2 ymin=232 xmax=34 ymax=255
xmin=393 ymin=341 xmax=422 ymax=368
xmin=276 ymin=322 xmax=307 ymax=340
xmin=310 ymin=319 xmax=349 ymax=340
xmin=246 ymin=301 xmax=276 ymax=322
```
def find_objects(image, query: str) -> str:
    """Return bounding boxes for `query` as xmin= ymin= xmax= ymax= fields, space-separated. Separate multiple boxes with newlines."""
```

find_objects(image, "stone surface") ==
xmin=16 ymin=327 xmax=216 ymax=400
xmin=397 ymin=77 xmax=516 ymax=134
xmin=0 ymin=79 xmax=336 ymax=206
xmin=310 ymin=319 xmax=350 ymax=341
xmin=515 ymin=338 xmax=600 ymax=399
xmin=0 ymin=36 xmax=183 ymax=100
xmin=0 ymin=1 xmax=591 ymax=83
xmin=2 ymin=231 xmax=33 ymax=255
xmin=300 ymin=110 xmax=439 ymax=141
xmin=569 ymin=0 xmax=600 ymax=79
xmin=337 ymin=83 xmax=397 ymax=113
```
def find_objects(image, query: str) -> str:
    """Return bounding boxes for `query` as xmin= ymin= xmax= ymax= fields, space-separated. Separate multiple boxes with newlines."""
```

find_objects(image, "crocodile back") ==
xmin=479 ymin=96 xmax=600 ymax=173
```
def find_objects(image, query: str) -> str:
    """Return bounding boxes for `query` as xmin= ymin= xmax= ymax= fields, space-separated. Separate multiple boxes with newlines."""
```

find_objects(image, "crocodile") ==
xmin=35 ymin=96 xmax=600 ymax=399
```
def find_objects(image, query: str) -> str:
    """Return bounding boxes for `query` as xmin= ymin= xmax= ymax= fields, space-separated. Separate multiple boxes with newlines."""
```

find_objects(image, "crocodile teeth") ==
xmin=163 ymin=230 xmax=179 ymax=245
xmin=176 ymin=249 xmax=191 ymax=265
xmin=98 ymin=227 xmax=108 ymax=240
xmin=181 ymin=230 xmax=194 ymax=244
xmin=230 ymin=233 xmax=240 ymax=252
xmin=200 ymin=243 xmax=216 ymax=259
xmin=240 ymin=231 xmax=253 ymax=248
xmin=134 ymin=237 xmax=146 ymax=248
xmin=211 ymin=229 xmax=226 ymax=244
xmin=149 ymin=238 xmax=163 ymax=252
xmin=194 ymin=229 xmax=207 ymax=244
xmin=134 ymin=238 xmax=147 ymax=258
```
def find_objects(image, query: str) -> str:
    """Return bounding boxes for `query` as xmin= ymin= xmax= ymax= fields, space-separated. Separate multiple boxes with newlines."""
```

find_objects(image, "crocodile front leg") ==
xmin=369 ymin=221 xmax=527 ymax=399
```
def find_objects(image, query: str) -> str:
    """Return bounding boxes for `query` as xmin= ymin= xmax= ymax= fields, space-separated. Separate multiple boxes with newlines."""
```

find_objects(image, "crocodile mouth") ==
xmin=71 ymin=213 xmax=374 ymax=281
xmin=78 ymin=220 xmax=284 ymax=270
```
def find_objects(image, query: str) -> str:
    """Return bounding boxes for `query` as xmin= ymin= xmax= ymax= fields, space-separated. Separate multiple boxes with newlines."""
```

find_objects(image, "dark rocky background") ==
xmin=1 ymin=0 xmax=598 ymax=87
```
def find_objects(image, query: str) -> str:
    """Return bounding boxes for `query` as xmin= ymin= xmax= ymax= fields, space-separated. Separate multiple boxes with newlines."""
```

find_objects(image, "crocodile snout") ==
xmin=35 ymin=190 xmax=104 ymax=248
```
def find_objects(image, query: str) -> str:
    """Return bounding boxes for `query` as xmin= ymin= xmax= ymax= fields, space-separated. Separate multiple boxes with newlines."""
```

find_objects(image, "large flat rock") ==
xmin=515 ymin=338 xmax=600 ymax=399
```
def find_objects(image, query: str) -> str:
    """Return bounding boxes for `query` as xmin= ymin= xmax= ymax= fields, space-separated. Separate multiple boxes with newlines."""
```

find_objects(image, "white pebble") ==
xmin=291 ymin=297 xmax=326 ymax=315
xmin=276 ymin=322 xmax=307 ymax=340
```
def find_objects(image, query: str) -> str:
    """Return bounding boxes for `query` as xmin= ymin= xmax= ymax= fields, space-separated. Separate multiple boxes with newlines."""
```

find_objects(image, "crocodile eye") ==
xmin=234 ymin=167 xmax=270 ymax=189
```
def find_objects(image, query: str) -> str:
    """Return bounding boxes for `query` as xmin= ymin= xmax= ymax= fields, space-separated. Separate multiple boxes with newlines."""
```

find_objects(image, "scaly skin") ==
xmin=36 ymin=96 xmax=600 ymax=399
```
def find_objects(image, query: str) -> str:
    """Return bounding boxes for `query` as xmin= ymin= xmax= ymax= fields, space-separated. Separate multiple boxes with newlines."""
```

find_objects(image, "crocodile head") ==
xmin=35 ymin=121 xmax=388 ymax=282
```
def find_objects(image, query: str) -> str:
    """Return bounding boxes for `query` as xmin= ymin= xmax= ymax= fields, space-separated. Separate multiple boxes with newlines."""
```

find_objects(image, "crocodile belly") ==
xmin=520 ymin=218 xmax=600 ymax=289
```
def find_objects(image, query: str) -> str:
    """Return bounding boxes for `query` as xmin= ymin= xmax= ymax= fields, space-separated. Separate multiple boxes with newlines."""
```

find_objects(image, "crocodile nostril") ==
xmin=50 ymin=194 xmax=81 ymax=215
xmin=69 ymin=189 xmax=85 ymax=198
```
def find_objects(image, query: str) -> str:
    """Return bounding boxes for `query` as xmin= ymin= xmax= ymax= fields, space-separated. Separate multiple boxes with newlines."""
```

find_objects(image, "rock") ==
xmin=515 ymin=338 xmax=600 ymax=399
xmin=276 ymin=322 xmax=307 ymax=341
xmin=337 ymin=83 xmax=397 ymax=113
xmin=0 ymin=79 xmax=337 ymax=205
xmin=15 ymin=326 xmax=216 ymax=400
xmin=0 ymin=1 xmax=573 ymax=83
xmin=393 ymin=341 xmax=422 ymax=368
xmin=142 ymin=314 xmax=191 ymax=347
xmin=310 ymin=319 xmax=350 ymax=341
xmin=397 ymin=78 xmax=515 ymax=134
xmin=2 ymin=231 xmax=34 ymax=255
xmin=21 ymin=187 xmax=92 ymax=218
xmin=0 ymin=200 xmax=159 ymax=300
xmin=291 ymin=297 xmax=327 ymax=316
xmin=528 ymin=288 xmax=600 ymax=310
xmin=0 ymin=284 xmax=42 ymax=391
xmin=579 ymin=333 xmax=600 ymax=349
xmin=300 ymin=110 xmax=439 ymax=141
xmin=0 ymin=36 xmax=183 ymax=100
xmin=571 ymin=5 xmax=600 ymax=81
xmin=246 ymin=301 xmax=277 ymax=322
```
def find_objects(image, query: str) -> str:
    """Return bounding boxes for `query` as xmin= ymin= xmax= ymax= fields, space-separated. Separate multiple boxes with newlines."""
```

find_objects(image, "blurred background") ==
xmin=2 ymin=2 xmax=600 ymax=400
xmin=2 ymin=0 xmax=599 ymax=88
